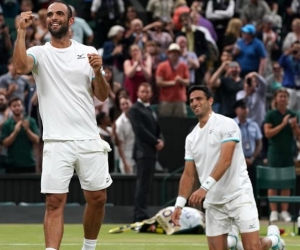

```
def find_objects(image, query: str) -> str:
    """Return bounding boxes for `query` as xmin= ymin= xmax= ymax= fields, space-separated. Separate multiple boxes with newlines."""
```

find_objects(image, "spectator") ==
xmin=1 ymin=97 xmax=39 ymax=173
xmin=156 ymin=43 xmax=190 ymax=117
xmin=205 ymin=0 xmax=235 ymax=50
xmin=266 ymin=62 xmax=283 ymax=94
xmin=176 ymin=12 xmax=208 ymax=84
xmin=34 ymin=8 xmax=51 ymax=44
xmin=240 ymin=0 xmax=271 ymax=30
xmin=146 ymin=0 xmax=174 ymax=23
xmin=15 ymin=0 xmax=35 ymax=29
xmin=282 ymin=18 xmax=300 ymax=52
xmin=121 ymin=6 xmax=137 ymax=38
xmin=264 ymin=88 xmax=300 ymax=222
xmin=233 ymin=99 xmax=262 ymax=195
xmin=234 ymin=0 xmax=249 ymax=17
xmin=209 ymin=61 xmax=243 ymax=118
xmin=128 ymin=82 xmax=164 ymax=222
xmin=96 ymin=112 xmax=115 ymax=173
xmin=25 ymin=23 xmax=40 ymax=48
xmin=222 ymin=18 xmax=243 ymax=52
xmin=90 ymin=0 xmax=125 ymax=48
xmin=112 ymin=88 xmax=130 ymax=121
xmin=176 ymin=35 xmax=199 ymax=86
xmin=260 ymin=15 xmax=278 ymax=76
xmin=233 ymin=24 xmax=267 ymax=77
xmin=93 ymin=65 xmax=121 ymax=117
xmin=236 ymin=72 xmax=267 ymax=127
xmin=0 ymin=58 xmax=30 ymax=103
xmin=125 ymin=19 xmax=151 ymax=50
xmin=102 ymin=25 xmax=126 ymax=85
xmin=69 ymin=5 xmax=94 ymax=45
xmin=278 ymin=41 xmax=300 ymax=111
xmin=123 ymin=44 xmax=152 ymax=103
xmin=0 ymin=14 xmax=13 ymax=75
xmin=115 ymin=95 xmax=135 ymax=174
xmin=0 ymin=94 xmax=9 ymax=172
xmin=190 ymin=0 xmax=218 ymax=42
xmin=143 ymin=20 xmax=173 ymax=54
xmin=172 ymin=0 xmax=190 ymax=31
xmin=144 ymin=41 xmax=167 ymax=104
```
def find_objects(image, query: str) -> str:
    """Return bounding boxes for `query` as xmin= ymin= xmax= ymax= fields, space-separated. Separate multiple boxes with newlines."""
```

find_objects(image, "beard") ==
xmin=0 ymin=104 xmax=7 ymax=112
xmin=48 ymin=22 xmax=69 ymax=39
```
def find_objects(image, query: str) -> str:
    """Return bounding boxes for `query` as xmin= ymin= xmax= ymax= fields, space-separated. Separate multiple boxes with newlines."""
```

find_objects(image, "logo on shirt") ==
xmin=209 ymin=129 xmax=214 ymax=134
xmin=226 ymin=131 xmax=236 ymax=137
xmin=77 ymin=54 xmax=85 ymax=59
xmin=106 ymin=177 xmax=110 ymax=183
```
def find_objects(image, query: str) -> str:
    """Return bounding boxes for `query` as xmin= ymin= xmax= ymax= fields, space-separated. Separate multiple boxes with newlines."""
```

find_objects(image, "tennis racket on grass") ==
xmin=108 ymin=222 xmax=144 ymax=234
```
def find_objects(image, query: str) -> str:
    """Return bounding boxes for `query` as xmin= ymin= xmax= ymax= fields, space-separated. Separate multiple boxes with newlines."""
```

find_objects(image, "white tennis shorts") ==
xmin=204 ymin=189 xmax=260 ymax=237
xmin=41 ymin=139 xmax=113 ymax=193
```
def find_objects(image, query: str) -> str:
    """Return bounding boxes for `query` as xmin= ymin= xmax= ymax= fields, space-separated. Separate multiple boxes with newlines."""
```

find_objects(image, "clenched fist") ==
xmin=19 ymin=11 xmax=34 ymax=30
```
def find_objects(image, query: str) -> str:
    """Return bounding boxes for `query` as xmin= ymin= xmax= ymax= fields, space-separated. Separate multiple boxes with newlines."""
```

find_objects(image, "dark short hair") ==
xmin=188 ymin=85 xmax=213 ymax=100
xmin=49 ymin=0 xmax=73 ymax=19
xmin=9 ymin=96 xmax=23 ymax=106
xmin=138 ymin=82 xmax=152 ymax=90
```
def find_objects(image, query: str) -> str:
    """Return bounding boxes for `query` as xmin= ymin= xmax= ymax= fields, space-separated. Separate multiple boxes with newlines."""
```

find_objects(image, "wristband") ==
xmin=101 ymin=67 xmax=105 ymax=76
xmin=200 ymin=176 xmax=217 ymax=192
xmin=175 ymin=196 xmax=187 ymax=209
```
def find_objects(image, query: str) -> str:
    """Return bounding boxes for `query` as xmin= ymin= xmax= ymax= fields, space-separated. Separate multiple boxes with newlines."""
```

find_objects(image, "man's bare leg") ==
xmin=207 ymin=234 xmax=228 ymax=250
xmin=82 ymin=189 xmax=107 ymax=250
xmin=44 ymin=193 xmax=67 ymax=249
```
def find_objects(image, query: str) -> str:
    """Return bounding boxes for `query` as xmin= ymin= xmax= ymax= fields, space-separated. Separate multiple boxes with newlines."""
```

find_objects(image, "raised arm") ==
xmin=13 ymin=11 xmax=35 ymax=75
xmin=89 ymin=53 xmax=110 ymax=101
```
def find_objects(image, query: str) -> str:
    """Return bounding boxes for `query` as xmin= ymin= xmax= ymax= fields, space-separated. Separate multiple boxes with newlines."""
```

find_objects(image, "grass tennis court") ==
xmin=0 ymin=223 xmax=299 ymax=249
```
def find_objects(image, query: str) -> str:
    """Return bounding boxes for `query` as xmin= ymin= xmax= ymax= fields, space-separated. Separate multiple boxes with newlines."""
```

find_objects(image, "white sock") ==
xmin=82 ymin=238 xmax=97 ymax=250
xmin=267 ymin=225 xmax=280 ymax=247
xmin=227 ymin=235 xmax=237 ymax=248
xmin=46 ymin=248 xmax=57 ymax=250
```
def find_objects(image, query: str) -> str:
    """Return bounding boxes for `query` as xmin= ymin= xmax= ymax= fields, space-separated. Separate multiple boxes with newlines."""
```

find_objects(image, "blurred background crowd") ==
xmin=0 ymin=0 xmax=300 ymax=186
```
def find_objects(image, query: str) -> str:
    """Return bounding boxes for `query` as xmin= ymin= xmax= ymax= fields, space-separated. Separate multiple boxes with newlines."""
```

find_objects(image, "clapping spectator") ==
xmin=264 ymin=88 xmax=300 ymax=222
xmin=156 ymin=43 xmax=190 ymax=117
xmin=0 ymin=58 xmax=30 ymax=103
xmin=125 ymin=19 xmax=151 ymax=50
xmin=1 ymin=97 xmax=39 ymax=174
xmin=123 ymin=45 xmax=152 ymax=103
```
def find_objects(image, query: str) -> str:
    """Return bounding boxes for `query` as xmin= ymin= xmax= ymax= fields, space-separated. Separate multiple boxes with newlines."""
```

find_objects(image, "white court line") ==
xmin=1 ymin=243 xmax=300 ymax=247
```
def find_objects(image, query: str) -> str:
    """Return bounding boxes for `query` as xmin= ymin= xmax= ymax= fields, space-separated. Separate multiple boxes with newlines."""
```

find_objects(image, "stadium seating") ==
xmin=256 ymin=165 xmax=300 ymax=232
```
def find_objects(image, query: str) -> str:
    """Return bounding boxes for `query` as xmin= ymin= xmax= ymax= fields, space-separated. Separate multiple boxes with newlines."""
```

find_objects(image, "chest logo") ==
xmin=77 ymin=54 xmax=85 ymax=59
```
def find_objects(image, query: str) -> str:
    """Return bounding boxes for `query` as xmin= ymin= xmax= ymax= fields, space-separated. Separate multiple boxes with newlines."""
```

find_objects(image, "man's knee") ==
xmin=45 ymin=194 xmax=66 ymax=212
xmin=85 ymin=189 xmax=107 ymax=207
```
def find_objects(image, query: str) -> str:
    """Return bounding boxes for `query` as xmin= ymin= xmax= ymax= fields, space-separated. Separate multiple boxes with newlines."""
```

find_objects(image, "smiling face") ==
xmin=189 ymin=90 xmax=213 ymax=118
xmin=46 ymin=2 xmax=73 ymax=39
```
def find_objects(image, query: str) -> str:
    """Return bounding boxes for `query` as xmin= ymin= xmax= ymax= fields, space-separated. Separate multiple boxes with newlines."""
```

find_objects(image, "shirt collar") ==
xmin=137 ymin=98 xmax=150 ymax=107
xmin=181 ymin=25 xmax=197 ymax=33
xmin=234 ymin=117 xmax=251 ymax=125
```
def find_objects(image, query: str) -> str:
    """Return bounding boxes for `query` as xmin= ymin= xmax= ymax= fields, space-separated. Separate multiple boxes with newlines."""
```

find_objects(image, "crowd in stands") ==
xmin=1 ymin=0 xmax=300 ymax=221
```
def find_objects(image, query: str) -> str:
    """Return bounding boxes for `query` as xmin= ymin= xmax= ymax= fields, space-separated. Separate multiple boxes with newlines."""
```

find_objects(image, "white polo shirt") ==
xmin=185 ymin=113 xmax=252 ymax=204
xmin=27 ymin=40 xmax=99 ymax=141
